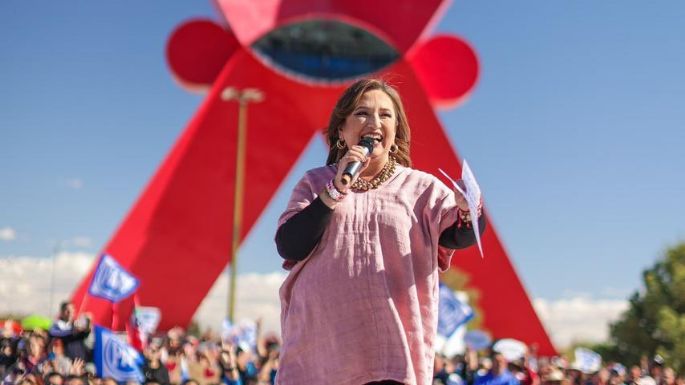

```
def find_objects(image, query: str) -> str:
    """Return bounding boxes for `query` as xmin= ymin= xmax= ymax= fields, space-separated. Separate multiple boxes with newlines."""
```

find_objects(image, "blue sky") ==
xmin=2 ymin=1 xmax=684 ymax=304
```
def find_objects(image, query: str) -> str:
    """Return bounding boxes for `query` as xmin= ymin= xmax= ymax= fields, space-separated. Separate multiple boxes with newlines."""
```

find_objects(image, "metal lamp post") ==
xmin=221 ymin=87 xmax=264 ymax=323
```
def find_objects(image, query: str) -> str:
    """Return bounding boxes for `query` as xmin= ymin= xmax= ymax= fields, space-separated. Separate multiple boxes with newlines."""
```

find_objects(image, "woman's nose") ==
xmin=366 ymin=113 xmax=381 ymax=128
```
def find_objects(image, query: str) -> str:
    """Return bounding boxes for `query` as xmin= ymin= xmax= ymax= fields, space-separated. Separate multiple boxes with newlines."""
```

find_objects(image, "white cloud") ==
xmin=0 ymin=253 xmax=629 ymax=347
xmin=0 ymin=252 xmax=95 ymax=316
xmin=194 ymin=272 xmax=286 ymax=335
xmin=0 ymin=253 xmax=285 ymax=335
xmin=0 ymin=227 xmax=17 ymax=241
xmin=65 ymin=178 xmax=84 ymax=190
xmin=69 ymin=236 xmax=93 ymax=248
xmin=534 ymin=297 xmax=628 ymax=348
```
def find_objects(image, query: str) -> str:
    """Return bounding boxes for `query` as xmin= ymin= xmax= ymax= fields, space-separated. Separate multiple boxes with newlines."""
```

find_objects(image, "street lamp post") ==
xmin=221 ymin=87 xmax=264 ymax=323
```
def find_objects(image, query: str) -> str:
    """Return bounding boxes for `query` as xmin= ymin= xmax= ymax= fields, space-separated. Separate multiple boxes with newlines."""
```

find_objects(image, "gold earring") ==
xmin=390 ymin=144 xmax=398 ymax=154
xmin=336 ymin=139 xmax=346 ymax=150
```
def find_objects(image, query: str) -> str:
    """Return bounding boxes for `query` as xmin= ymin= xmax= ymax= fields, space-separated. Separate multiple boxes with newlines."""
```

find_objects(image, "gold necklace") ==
xmin=351 ymin=156 xmax=397 ymax=191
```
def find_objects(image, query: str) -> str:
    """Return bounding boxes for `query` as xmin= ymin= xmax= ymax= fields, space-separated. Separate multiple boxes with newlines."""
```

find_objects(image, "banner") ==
xmin=437 ymin=283 xmax=474 ymax=338
xmin=573 ymin=347 xmax=602 ymax=373
xmin=94 ymin=326 xmax=144 ymax=383
xmin=464 ymin=330 xmax=492 ymax=351
xmin=134 ymin=307 xmax=161 ymax=335
xmin=222 ymin=318 xmax=257 ymax=351
xmin=88 ymin=254 xmax=139 ymax=302
xmin=493 ymin=338 xmax=527 ymax=361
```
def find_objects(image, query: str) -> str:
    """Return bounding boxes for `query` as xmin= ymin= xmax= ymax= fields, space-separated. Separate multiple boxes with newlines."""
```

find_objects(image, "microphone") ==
xmin=341 ymin=136 xmax=376 ymax=186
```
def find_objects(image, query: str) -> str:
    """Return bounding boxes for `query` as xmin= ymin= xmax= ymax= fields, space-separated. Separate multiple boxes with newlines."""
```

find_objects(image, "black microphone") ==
xmin=341 ymin=136 xmax=376 ymax=186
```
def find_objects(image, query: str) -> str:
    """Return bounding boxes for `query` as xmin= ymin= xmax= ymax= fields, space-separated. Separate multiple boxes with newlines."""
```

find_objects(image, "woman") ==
xmin=275 ymin=79 xmax=485 ymax=385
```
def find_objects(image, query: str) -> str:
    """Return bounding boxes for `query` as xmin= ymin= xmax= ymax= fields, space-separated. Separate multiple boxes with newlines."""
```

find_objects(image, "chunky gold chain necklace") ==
xmin=351 ymin=156 xmax=397 ymax=191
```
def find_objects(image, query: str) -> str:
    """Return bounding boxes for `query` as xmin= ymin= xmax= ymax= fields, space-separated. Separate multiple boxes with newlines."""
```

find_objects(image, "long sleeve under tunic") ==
xmin=276 ymin=194 xmax=485 ymax=262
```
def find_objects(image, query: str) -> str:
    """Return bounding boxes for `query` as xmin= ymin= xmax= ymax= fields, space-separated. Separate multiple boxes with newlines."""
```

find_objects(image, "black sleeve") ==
xmin=275 ymin=196 xmax=334 ymax=261
xmin=438 ymin=214 xmax=487 ymax=249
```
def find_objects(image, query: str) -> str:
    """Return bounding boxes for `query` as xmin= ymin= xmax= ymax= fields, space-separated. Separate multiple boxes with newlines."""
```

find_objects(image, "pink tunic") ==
xmin=276 ymin=164 xmax=459 ymax=385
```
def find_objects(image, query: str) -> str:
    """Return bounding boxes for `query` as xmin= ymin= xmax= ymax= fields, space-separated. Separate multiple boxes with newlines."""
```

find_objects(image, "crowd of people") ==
xmin=0 ymin=301 xmax=279 ymax=385
xmin=432 ymin=349 xmax=685 ymax=385
xmin=1 ymin=300 xmax=683 ymax=385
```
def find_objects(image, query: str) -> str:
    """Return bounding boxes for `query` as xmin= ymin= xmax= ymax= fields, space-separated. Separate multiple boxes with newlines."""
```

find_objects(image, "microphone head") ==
xmin=359 ymin=136 xmax=375 ymax=155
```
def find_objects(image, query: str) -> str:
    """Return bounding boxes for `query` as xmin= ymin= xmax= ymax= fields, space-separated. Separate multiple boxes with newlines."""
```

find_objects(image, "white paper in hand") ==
xmin=438 ymin=160 xmax=484 ymax=258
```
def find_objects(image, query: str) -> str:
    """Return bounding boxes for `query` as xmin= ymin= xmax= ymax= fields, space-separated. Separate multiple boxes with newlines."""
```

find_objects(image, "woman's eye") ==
xmin=354 ymin=111 xmax=368 ymax=116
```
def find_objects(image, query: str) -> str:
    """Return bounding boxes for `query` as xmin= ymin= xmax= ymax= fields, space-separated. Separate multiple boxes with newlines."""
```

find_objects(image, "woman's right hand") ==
xmin=320 ymin=145 xmax=369 ymax=209
xmin=335 ymin=145 xmax=369 ymax=193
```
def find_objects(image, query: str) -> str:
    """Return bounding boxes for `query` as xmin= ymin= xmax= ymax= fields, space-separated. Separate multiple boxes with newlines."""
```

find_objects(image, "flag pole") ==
xmin=49 ymin=240 xmax=64 ymax=316
xmin=221 ymin=87 xmax=264 ymax=323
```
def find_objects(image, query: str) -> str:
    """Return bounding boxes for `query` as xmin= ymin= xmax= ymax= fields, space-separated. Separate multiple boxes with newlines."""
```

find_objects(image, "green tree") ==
xmin=607 ymin=242 xmax=685 ymax=371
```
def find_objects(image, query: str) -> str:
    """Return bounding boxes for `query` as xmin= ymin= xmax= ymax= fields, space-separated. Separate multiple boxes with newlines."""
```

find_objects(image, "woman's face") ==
xmin=339 ymin=89 xmax=397 ymax=164
xmin=29 ymin=336 xmax=43 ymax=356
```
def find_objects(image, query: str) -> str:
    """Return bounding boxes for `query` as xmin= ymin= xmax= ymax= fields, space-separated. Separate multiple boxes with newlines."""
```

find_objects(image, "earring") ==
xmin=390 ymin=144 xmax=398 ymax=154
xmin=336 ymin=139 xmax=346 ymax=150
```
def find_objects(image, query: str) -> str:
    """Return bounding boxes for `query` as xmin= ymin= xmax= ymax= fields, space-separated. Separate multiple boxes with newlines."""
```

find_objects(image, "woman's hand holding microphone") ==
xmin=320 ymin=144 xmax=370 ymax=209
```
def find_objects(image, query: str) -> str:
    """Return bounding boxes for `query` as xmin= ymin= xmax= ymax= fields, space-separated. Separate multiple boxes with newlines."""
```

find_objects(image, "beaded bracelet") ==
xmin=457 ymin=203 xmax=483 ymax=228
xmin=325 ymin=179 xmax=347 ymax=202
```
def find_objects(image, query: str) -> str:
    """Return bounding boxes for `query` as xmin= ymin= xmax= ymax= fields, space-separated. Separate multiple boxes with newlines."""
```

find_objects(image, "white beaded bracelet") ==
xmin=325 ymin=179 xmax=346 ymax=202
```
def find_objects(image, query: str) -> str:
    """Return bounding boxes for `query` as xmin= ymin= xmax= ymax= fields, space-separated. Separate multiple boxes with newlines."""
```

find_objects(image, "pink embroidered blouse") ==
xmin=276 ymin=164 xmax=459 ymax=385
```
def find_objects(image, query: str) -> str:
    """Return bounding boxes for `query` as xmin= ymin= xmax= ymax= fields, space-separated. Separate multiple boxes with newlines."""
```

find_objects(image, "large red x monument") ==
xmin=71 ymin=0 xmax=556 ymax=356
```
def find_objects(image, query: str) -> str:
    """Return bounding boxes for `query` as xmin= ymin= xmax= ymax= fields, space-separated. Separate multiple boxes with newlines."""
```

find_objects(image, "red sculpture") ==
xmin=71 ymin=0 xmax=556 ymax=356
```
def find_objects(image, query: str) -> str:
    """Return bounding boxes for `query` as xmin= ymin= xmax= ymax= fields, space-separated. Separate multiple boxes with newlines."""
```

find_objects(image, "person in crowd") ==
xmin=234 ymin=345 xmax=257 ymax=385
xmin=540 ymin=367 xmax=564 ymax=385
xmin=629 ymin=366 xmax=642 ymax=385
xmin=163 ymin=346 xmax=183 ymax=385
xmin=1 ymin=323 xmax=19 ymax=378
xmin=630 ymin=365 xmax=656 ymax=385
xmin=608 ymin=366 xmax=626 ymax=385
xmin=650 ymin=357 xmax=664 ymax=385
xmin=18 ymin=334 xmax=46 ymax=375
xmin=566 ymin=367 xmax=585 ymax=385
xmin=591 ymin=368 xmax=610 ymax=385
xmin=100 ymin=377 xmax=117 ymax=385
xmin=433 ymin=354 xmax=464 ymax=385
xmin=509 ymin=357 xmax=539 ymax=385
xmin=44 ymin=372 xmax=65 ymax=385
xmin=15 ymin=378 xmax=35 ymax=385
xmin=48 ymin=302 xmax=91 ymax=362
xmin=274 ymin=78 xmax=485 ymax=384
xmin=64 ymin=374 xmax=87 ymax=385
xmin=474 ymin=350 xmax=520 ymax=385
xmin=255 ymin=349 xmax=277 ymax=385
xmin=142 ymin=344 xmax=170 ymax=385
xmin=217 ymin=348 xmax=240 ymax=385
xmin=661 ymin=368 xmax=676 ymax=385
xmin=46 ymin=339 xmax=71 ymax=376
xmin=187 ymin=343 xmax=220 ymax=385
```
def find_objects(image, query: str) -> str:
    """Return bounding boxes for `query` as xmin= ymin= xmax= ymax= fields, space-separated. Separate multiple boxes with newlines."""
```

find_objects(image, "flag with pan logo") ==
xmin=94 ymin=326 xmax=144 ymax=383
xmin=438 ymin=282 xmax=474 ymax=337
xmin=88 ymin=254 xmax=139 ymax=302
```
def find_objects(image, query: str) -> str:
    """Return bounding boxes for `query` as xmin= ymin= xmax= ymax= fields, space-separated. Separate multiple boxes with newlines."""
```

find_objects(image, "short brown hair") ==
xmin=325 ymin=78 xmax=411 ymax=167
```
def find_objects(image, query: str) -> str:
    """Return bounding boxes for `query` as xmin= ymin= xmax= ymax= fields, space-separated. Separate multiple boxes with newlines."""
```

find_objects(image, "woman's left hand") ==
xmin=453 ymin=179 xmax=470 ymax=211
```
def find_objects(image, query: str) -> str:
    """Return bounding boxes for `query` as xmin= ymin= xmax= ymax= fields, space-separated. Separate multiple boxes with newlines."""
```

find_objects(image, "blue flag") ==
xmin=222 ymin=319 xmax=257 ymax=352
xmin=438 ymin=282 xmax=474 ymax=337
xmin=88 ymin=254 xmax=139 ymax=302
xmin=573 ymin=347 xmax=602 ymax=373
xmin=94 ymin=326 xmax=144 ymax=383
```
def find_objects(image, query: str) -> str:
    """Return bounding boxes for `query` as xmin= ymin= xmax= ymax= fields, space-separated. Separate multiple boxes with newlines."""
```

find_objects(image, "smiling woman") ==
xmin=273 ymin=78 xmax=486 ymax=385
